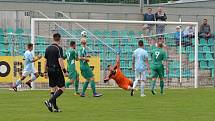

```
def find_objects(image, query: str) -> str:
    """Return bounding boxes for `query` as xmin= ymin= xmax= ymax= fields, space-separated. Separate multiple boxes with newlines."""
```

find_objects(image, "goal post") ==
xmin=30 ymin=18 xmax=199 ymax=89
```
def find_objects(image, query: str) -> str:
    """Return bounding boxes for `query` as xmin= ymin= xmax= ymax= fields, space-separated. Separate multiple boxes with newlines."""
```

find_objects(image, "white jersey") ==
xmin=133 ymin=48 xmax=148 ymax=72
xmin=23 ymin=50 xmax=34 ymax=72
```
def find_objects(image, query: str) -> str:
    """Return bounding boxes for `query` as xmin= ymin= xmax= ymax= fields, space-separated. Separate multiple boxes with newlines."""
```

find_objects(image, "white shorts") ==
xmin=22 ymin=69 xmax=36 ymax=77
xmin=135 ymin=71 xmax=146 ymax=81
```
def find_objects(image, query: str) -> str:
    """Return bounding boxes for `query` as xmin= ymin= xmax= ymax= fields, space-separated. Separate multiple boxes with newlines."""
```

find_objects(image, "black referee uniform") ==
xmin=45 ymin=43 xmax=65 ymax=88
xmin=44 ymin=34 xmax=66 ymax=112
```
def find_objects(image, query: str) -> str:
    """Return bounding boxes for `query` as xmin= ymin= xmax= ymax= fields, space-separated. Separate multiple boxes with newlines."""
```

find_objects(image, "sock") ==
xmin=74 ymin=80 xmax=79 ymax=93
xmin=65 ymin=81 xmax=71 ymax=88
xmin=50 ymin=92 xmax=58 ymax=109
xmin=30 ymin=75 xmax=36 ymax=82
xmin=132 ymin=80 xmax=139 ymax=89
xmin=160 ymin=80 xmax=164 ymax=94
xmin=49 ymin=89 xmax=63 ymax=104
xmin=82 ymin=81 xmax=89 ymax=94
xmin=90 ymin=81 xmax=96 ymax=94
xmin=15 ymin=80 xmax=21 ymax=87
xmin=150 ymin=80 xmax=156 ymax=91
xmin=140 ymin=81 xmax=145 ymax=95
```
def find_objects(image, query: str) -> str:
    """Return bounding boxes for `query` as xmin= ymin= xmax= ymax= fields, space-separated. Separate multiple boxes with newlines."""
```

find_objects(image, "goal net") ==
xmin=7 ymin=18 xmax=203 ymax=90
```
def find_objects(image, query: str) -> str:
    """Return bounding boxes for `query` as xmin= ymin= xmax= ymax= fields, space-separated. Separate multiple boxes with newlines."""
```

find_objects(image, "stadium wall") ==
xmin=0 ymin=1 xmax=215 ymax=30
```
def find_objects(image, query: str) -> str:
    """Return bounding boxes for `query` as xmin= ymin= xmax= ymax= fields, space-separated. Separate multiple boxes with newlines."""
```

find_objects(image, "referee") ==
xmin=44 ymin=33 xmax=68 ymax=112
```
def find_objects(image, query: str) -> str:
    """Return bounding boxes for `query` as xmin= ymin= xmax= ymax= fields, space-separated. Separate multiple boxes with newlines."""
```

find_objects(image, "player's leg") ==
xmin=140 ymin=71 xmax=147 ymax=97
xmin=65 ymin=79 xmax=74 ymax=88
xmin=150 ymin=66 xmax=158 ymax=95
xmin=45 ymin=70 xmax=65 ymax=112
xmin=26 ymin=72 xmax=39 ymax=88
xmin=12 ymin=71 xmax=28 ymax=91
xmin=80 ymin=67 xmax=102 ymax=97
xmin=158 ymin=65 xmax=165 ymax=94
xmin=74 ymin=74 xmax=80 ymax=95
xmin=132 ymin=71 xmax=140 ymax=90
xmin=65 ymin=70 xmax=75 ymax=88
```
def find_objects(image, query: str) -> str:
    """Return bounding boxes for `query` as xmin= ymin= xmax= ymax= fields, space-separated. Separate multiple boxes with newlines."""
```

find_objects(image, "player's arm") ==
xmin=58 ymin=48 xmax=68 ymax=76
xmin=145 ymin=52 xmax=151 ymax=73
xmin=146 ymin=58 xmax=150 ymax=73
xmin=29 ymin=53 xmax=42 ymax=63
xmin=43 ymin=51 xmax=48 ymax=78
xmin=79 ymin=50 xmax=89 ymax=62
xmin=163 ymin=52 xmax=169 ymax=74
xmin=114 ymin=54 xmax=120 ymax=69
xmin=132 ymin=55 xmax=135 ymax=71
xmin=104 ymin=70 xmax=111 ymax=83
xmin=75 ymin=51 xmax=79 ymax=61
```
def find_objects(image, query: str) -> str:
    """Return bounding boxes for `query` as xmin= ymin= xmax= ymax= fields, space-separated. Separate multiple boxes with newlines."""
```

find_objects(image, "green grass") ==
xmin=0 ymin=88 xmax=215 ymax=121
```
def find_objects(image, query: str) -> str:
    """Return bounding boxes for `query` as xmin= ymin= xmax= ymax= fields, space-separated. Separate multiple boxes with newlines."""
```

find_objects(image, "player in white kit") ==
xmin=131 ymin=40 xmax=150 ymax=97
xmin=12 ymin=43 xmax=42 ymax=91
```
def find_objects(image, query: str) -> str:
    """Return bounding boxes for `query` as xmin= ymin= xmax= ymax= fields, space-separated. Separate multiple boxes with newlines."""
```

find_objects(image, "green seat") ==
xmin=188 ymin=53 xmax=195 ymax=62
xmin=169 ymin=61 xmax=180 ymax=69
xmin=111 ymin=30 xmax=118 ymax=37
xmin=198 ymin=53 xmax=205 ymax=60
xmin=120 ymin=30 xmax=128 ymax=37
xmin=200 ymin=61 xmax=208 ymax=69
xmin=7 ymin=28 xmax=13 ymax=33
xmin=103 ymin=30 xmax=110 ymax=37
xmin=205 ymin=53 xmax=214 ymax=60
xmin=177 ymin=47 xmax=186 ymax=53
xmin=182 ymin=70 xmax=193 ymax=78
xmin=202 ymin=46 xmax=211 ymax=53
xmin=208 ymin=61 xmax=214 ymax=69
xmin=199 ymin=38 xmax=207 ymax=45
xmin=0 ymin=28 xmax=4 ymax=35
xmin=186 ymin=46 xmax=193 ymax=53
xmin=207 ymin=38 xmax=214 ymax=46
xmin=16 ymin=28 xmax=24 ymax=34
xmin=36 ymin=37 xmax=45 ymax=45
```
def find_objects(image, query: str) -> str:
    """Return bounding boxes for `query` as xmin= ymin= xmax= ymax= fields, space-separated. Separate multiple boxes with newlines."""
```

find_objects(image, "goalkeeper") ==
xmin=104 ymin=54 xmax=133 ymax=92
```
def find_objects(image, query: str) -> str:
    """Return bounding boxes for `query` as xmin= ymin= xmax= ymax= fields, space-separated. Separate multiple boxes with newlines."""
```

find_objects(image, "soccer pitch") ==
xmin=0 ymin=88 xmax=215 ymax=121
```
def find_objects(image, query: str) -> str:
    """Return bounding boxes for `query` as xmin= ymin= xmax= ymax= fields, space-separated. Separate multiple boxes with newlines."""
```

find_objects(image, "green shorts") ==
xmin=80 ymin=66 xmax=94 ymax=80
xmin=68 ymin=69 xmax=79 ymax=81
xmin=151 ymin=64 xmax=164 ymax=78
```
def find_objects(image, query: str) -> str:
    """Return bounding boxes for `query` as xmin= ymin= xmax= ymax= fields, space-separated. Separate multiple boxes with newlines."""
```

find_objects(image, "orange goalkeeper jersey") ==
xmin=110 ymin=62 xmax=133 ymax=90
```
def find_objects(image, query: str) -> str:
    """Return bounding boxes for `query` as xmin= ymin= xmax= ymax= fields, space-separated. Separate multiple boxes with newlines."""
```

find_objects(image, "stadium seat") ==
xmin=111 ymin=30 xmax=118 ymax=37
xmin=182 ymin=70 xmax=193 ymax=78
xmin=185 ymin=46 xmax=193 ymax=53
xmin=200 ymin=61 xmax=208 ymax=69
xmin=202 ymin=46 xmax=211 ymax=53
xmin=207 ymin=38 xmax=214 ymax=46
xmin=7 ymin=28 xmax=13 ymax=33
xmin=199 ymin=38 xmax=207 ymax=45
xmin=15 ymin=28 xmax=24 ymax=34
xmin=188 ymin=53 xmax=195 ymax=62
xmin=205 ymin=53 xmax=214 ymax=60
xmin=0 ymin=28 xmax=4 ymax=35
xmin=198 ymin=53 xmax=205 ymax=60
xmin=208 ymin=61 xmax=214 ymax=69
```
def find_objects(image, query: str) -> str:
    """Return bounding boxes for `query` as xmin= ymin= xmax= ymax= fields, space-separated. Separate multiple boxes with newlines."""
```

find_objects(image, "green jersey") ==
xmin=65 ymin=48 xmax=78 ymax=71
xmin=79 ymin=47 xmax=90 ymax=69
xmin=151 ymin=47 xmax=167 ymax=65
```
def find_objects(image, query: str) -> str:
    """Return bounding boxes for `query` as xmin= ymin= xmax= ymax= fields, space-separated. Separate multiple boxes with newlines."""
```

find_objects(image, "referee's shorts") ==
xmin=48 ymin=67 xmax=65 ymax=88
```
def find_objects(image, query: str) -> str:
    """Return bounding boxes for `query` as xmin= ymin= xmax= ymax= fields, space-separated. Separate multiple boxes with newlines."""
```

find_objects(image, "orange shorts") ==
xmin=118 ymin=79 xmax=133 ymax=90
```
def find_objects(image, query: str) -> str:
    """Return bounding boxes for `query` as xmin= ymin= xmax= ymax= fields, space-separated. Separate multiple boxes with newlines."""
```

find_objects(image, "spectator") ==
xmin=184 ymin=25 xmax=195 ymax=38
xmin=199 ymin=18 xmax=213 ymax=39
xmin=175 ymin=26 xmax=184 ymax=41
xmin=143 ymin=7 xmax=155 ymax=36
xmin=174 ymin=26 xmax=191 ymax=47
xmin=155 ymin=7 xmax=167 ymax=34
